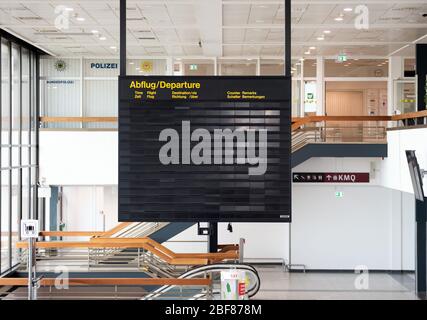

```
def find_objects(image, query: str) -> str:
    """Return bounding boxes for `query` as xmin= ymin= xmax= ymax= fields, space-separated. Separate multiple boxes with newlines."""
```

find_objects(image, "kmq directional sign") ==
xmin=293 ymin=172 xmax=370 ymax=183
xmin=118 ymin=76 xmax=291 ymax=222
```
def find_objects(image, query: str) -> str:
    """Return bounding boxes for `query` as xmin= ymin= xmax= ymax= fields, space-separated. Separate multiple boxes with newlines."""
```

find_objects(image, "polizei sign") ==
xmin=118 ymin=76 xmax=291 ymax=222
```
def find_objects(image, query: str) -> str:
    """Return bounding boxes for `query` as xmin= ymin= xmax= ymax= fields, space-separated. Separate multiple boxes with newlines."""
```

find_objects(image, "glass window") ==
xmin=40 ymin=79 xmax=81 ymax=128
xmin=83 ymin=80 xmax=118 ymax=129
xmin=404 ymin=59 xmax=415 ymax=77
xmin=260 ymin=59 xmax=284 ymax=76
xmin=11 ymin=44 xmax=21 ymax=147
xmin=126 ymin=59 xmax=166 ymax=76
xmin=1 ymin=37 xmax=38 ymax=274
xmin=219 ymin=60 xmax=257 ymax=76
xmin=181 ymin=59 xmax=215 ymax=76
xmin=11 ymin=169 xmax=20 ymax=266
xmin=303 ymin=59 xmax=317 ymax=78
xmin=325 ymin=59 xmax=389 ymax=77
xmin=22 ymin=167 xmax=30 ymax=221
xmin=1 ymin=170 xmax=10 ymax=273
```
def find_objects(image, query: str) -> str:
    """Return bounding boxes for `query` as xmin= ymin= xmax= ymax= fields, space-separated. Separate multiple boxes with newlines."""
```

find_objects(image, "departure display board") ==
xmin=119 ymin=76 xmax=291 ymax=222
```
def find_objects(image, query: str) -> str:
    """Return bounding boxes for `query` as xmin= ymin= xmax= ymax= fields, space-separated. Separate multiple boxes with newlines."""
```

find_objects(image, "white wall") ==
xmin=380 ymin=128 xmax=427 ymax=194
xmin=39 ymin=131 xmax=117 ymax=185
xmin=39 ymin=128 xmax=425 ymax=270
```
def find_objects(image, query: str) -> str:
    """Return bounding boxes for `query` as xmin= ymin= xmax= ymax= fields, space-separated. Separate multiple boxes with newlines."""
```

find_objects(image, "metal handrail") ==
xmin=292 ymin=123 xmax=387 ymax=153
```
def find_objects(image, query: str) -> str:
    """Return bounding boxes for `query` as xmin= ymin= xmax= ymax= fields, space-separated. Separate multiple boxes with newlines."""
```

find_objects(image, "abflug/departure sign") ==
xmin=119 ymin=76 xmax=291 ymax=222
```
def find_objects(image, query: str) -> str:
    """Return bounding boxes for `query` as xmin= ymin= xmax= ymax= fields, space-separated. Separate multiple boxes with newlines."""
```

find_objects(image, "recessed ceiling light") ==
xmin=304 ymin=51 xmax=310 ymax=54
xmin=299 ymin=58 xmax=305 ymax=61
xmin=110 ymin=46 xmax=116 ymax=49
xmin=317 ymin=37 xmax=324 ymax=40
xmin=65 ymin=7 xmax=74 ymax=11
xmin=76 ymin=17 xmax=85 ymax=22
xmin=129 ymin=62 xmax=134 ymax=65
xmin=99 ymin=36 xmax=106 ymax=40
xmin=323 ymin=30 xmax=331 ymax=34
xmin=91 ymin=30 xmax=99 ymax=34
xmin=295 ymin=63 xmax=301 ymax=66
xmin=344 ymin=8 xmax=353 ymax=12
xmin=334 ymin=17 xmax=344 ymax=21
xmin=135 ymin=67 xmax=140 ymax=70
xmin=309 ymin=46 xmax=316 ymax=50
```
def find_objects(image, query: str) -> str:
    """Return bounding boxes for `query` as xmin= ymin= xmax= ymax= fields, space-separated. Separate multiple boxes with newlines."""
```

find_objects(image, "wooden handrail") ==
xmin=40 ymin=231 xmax=105 ymax=237
xmin=0 ymin=277 xmax=211 ymax=287
xmin=40 ymin=116 xmax=117 ymax=123
xmin=16 ymin=236 xmax=238 ymax=265
xmin=99 ymin=222 xmax=133 ymax=237
xmin=39 ymin=110 xmax=427 ymax=126
xmin=292 ymin=115 xmax=392 ymax=131
xmin=37 ymin=222 xmax=132 ymax=238
xmin=391 ymin=109 xmax=427 ymax=121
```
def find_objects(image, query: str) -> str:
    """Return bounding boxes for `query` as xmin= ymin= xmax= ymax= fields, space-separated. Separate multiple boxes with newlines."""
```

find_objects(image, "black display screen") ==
xmin=119 ymin=76 xmax=291 ymax=222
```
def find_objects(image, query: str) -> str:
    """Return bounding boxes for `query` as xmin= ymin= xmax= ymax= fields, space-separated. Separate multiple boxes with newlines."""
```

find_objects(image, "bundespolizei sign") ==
xmin=119 ymin=76 xmax=291 ymax=222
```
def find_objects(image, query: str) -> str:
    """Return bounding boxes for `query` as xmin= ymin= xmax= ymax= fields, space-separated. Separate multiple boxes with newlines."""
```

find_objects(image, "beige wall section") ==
xmin=325 ymin=81 xmax=387 ymax=116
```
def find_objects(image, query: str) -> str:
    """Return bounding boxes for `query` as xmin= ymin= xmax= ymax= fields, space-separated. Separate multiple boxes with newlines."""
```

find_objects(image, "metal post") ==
xmin=415 ymin=198 xmax=427 ymax=296
xmin=27 ymin=237 xmax=37 ymax=300
xmin=238 ymin=238 xmax=245 ymax=263
xmin=208 ymin=222 xmax=218 ymax=253
xmin=284 ymin=0 xmax=291 ymax=77
xmin=120 ymin=0 xmax=127 ymax=76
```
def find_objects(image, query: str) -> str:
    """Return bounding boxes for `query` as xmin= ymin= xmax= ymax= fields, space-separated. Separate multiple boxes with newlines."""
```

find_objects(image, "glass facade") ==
xmin=0 ymin=35 xmax=39 ymax=274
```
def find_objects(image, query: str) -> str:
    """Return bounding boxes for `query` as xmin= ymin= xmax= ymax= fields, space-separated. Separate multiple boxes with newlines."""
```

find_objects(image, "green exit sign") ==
xmin=335 ymin=191 xmax=344 ymax=198
xmin=337 ymin=54 xmax=347 ymax=62
xmin=189 ymin=64 xmax=198 ymax=71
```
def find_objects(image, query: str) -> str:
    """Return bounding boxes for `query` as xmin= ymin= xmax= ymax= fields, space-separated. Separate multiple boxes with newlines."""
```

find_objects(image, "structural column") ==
xmin=316 ymin=56 xmax=324 ymax=116
xmin=416 ymin=44 xmax=427 ymax=113
xmin=387 ymin=56 xmax=403 ymax=117
xmin=415 ymin=198 xmax=427 ymax=295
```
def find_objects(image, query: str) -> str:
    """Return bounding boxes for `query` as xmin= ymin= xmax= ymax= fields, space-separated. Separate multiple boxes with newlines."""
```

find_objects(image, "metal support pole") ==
xmin=284 ymin=0 xmax=291 ymax=77
xmin=208 ymin=222 xmax=218 ymax=253
xmin=415 ymin=198 xmax=427 ymax=296
xmin=120 ymin=0 xmax=127 ymax=76
xmin=27 ymin=237 xmax=37 ymax=300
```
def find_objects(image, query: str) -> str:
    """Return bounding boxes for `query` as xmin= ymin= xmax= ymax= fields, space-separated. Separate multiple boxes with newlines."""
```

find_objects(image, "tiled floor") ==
xmin=1 ymin=266 xmax=420 ymax=300
xmin=253 ymin=266 xmax=419 ymax=300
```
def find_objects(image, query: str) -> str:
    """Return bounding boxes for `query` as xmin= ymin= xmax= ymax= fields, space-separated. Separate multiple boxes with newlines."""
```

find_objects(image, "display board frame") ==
xmin=119 ymin=75 xmax=291 ymax=222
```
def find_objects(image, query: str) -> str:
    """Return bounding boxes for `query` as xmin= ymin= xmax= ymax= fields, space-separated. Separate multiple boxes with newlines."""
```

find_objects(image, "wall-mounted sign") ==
xmin=54 ymin=59 xmax=67 ymax=72
xmin=90 ymin=62 xmax=118 ymax=69
xmin=120 ymin=76 xmax=288 ymax=102
xmin=119 ymin=76 xmax=291 ymax=222
xmin=335 ymin=191 xmax=344 ymax=198
xmin=336 ymin=54 xmax=347 ymax=63
xmin=21 ymin=220 xmax=39 ymax=239
xmin=293 ymin=172 xmax=369 ymax=183
xmin=141 ymin=61 xmax=153 ymax=72
xmin=46 ymin=80 xmax=74 ymax=84
xmin=304 ymin=81 xmax=317 ymax=112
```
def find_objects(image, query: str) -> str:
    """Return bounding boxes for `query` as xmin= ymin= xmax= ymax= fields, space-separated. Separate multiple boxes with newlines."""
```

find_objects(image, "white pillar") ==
xmin=300 ymin=59 xmax=305 ymax=117
xmin=316 ymin=56 xmax=325 ymax=115
xmin=388 ymin=56 xmax=403 ymax=116
xmin=166 ymin=57 xmax=173 ymax=75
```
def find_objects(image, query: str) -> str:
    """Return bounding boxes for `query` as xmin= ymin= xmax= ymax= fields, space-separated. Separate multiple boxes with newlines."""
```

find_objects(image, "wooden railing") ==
xmin=16 ymin=236 xmax=239 ymax=266
xmin=39 ymin=110 xmax=427 ymax=131
xmin=292 ymin=111 xmax=427 ymax=131
xmin=0 ymin=277 xmax=211 ymax=287
xmin=39 ymin=222 xmax=131 ymax=238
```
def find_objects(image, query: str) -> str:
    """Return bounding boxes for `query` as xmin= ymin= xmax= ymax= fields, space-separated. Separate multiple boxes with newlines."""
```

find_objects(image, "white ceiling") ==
xmin=0 ymin=0 xmax=426 ymax=58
